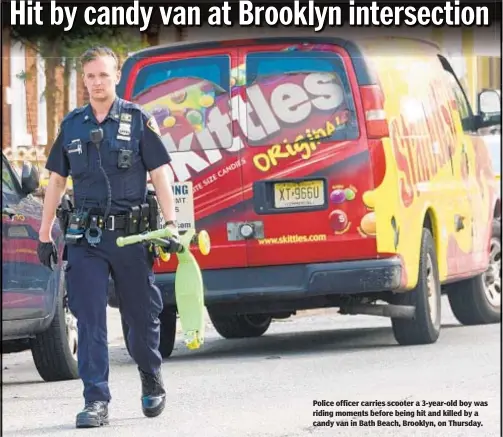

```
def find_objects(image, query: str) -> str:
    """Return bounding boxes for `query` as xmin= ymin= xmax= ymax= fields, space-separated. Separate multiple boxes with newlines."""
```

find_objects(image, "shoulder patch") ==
xmin=146 ymin=116 xmax=162 ymax=137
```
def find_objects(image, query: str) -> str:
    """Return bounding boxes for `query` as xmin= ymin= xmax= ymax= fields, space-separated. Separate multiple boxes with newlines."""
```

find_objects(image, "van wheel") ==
xmin=447 ymin=219 xmax=501 ymax=325
xmin=209 ymin=313 xmax=272 ymax=339
xmin=391 ymin=228 xmax=441 ymax=345
xmin=30 ymin=273 xmax=79 ymax=382
xmin=121 ymin=307 xmax=177 ymax=359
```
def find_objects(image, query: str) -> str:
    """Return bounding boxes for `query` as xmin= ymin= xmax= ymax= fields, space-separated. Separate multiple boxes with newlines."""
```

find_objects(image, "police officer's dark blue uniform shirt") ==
xmin=46 ymin=97 xmax=171 ymax=214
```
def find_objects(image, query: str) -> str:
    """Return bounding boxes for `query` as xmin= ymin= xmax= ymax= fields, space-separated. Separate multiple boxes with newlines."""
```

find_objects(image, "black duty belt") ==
xmin=83 ymin=205 xmax=152 ymax=234
xmin=95 ymin=214 xmax=128 ymax=231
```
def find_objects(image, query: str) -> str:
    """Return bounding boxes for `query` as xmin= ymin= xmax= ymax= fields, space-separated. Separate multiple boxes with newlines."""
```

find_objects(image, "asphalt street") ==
xmin=2 ymin=296 xmax=501 ymax=437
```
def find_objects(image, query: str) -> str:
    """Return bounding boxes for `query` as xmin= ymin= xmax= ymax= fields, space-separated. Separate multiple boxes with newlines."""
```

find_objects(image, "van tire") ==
xmin=209 ymin=313 xmax=272 ymax=339
xmin=30 ymin=275 xmax=79 ymax=382
xmin=391 ymin=228 xmax=441 ymax=345
xmin=121 ymin=307 xmax=177 ymax=359
xmin=447 ymin=219 xmax=501 ymax=325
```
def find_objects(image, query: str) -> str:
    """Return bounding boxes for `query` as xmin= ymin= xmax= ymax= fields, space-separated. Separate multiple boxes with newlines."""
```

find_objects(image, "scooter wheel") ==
xmin=185 ymin=331 xmax=203 ymax=350
xmin=159 ymin=248 xmax=171 ymax=262
xmin=197 ymin=230 xmax=211 ymax=256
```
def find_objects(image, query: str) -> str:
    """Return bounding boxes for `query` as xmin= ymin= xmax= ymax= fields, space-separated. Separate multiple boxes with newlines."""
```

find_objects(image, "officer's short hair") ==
xmin=80 ymin=46 xmax=120 ymax=70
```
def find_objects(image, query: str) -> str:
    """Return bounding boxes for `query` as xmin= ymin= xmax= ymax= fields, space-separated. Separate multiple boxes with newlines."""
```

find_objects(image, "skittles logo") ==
xmin=390 ymin=83 xmax=458 ymax=208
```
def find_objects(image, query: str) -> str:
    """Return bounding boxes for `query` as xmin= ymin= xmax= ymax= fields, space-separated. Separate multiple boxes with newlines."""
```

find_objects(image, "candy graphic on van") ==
xmin=359 ymin=212 xmax=376 ymax=236
xmin=330 ymin=189 xmax=346 ymax=204
xmin=171 ymin=90 xmax=187 ymax=104
xmin=186 ymin=109 xmax=203 ymax=126
xmin=152 ymin=107 xmax=170 ymax=121
xmin=344 ymin=188 xmax=356 ymax=201
xmin=330 ymin=186 xmax=356 ymax=204
xmin=329 ymin=209 xmax=349 ymax=233
xmin=199 ymin=94 xmax=214 ymax=108
xmin=163 ymin=116 xmax=176 ymax=128
xmin=137 ymin=78 xmax=230 ymax=148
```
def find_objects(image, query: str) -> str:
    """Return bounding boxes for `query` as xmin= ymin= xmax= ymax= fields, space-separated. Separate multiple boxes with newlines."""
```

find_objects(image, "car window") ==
xmin=484 ymin=136 xmax=501 ymax=174
xmin=2 ymin=159 xmax=22 ymax=204
xmin=443 ymin=71 xmax=474 ymax=132
xmin=245 ymin=50 xmax=359 ymax=147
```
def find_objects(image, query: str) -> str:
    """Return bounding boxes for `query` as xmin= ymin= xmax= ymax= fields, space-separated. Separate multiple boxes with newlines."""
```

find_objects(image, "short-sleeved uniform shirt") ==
xmin=46 ymin=97 xmax=171 ymax=214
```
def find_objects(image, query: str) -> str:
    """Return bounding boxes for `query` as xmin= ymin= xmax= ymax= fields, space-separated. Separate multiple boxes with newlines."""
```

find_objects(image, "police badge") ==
xmin=117 ymin=122 xmax=131 ymax=141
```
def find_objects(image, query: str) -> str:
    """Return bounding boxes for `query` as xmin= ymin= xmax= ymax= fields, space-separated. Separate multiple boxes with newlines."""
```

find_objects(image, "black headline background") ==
xmin=1 ymin=0 xmax=501 ymax=49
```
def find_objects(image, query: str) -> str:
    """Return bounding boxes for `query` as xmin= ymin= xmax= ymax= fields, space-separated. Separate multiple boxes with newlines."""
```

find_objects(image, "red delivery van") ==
xmin=111 ymin=36 xmax=501 ymax=358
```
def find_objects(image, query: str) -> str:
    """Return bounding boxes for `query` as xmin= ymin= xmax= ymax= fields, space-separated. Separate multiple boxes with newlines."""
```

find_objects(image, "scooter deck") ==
xmin=173 ymin=230 xmax=205 ymax=349
xmin=116 ymin=227 xmax=208 ymax=350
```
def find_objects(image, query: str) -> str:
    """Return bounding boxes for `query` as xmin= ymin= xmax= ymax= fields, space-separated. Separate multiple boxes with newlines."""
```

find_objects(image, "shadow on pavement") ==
xmin=110 ymin=321 xmax=473 ymax=366
xmin=2 ymin=379 xmax=47 ymax=387
xmin=3 ymin=417 xmax=148 ymax=437
xmin=112 ymin=324 xmax=407 ymax=366
xmin=2 ymin=424 xmax=78 ymax=436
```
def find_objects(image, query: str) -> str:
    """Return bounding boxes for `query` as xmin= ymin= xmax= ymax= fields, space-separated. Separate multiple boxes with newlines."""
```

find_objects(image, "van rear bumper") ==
xmin=108 ymin=257 xmax=403 ymax=308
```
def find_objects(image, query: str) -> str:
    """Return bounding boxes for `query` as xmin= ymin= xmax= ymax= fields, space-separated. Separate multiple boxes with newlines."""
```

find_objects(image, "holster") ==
xmin=56 ymin=194 xmax=74 ymax=234
xmin=64 ymin=211 xmax=89 ymax=245
xmin=124 ymin=193 xmax=160 ymax=235
xmin=126 ymin=206 xmax=141 ymax=235
xmin=56 ymin=208 xmax=69 ymax=234
xmin=146 ymin=192 xmax=160 ymax=231
xmin=139 ymin=204 xmax=150 ymax=232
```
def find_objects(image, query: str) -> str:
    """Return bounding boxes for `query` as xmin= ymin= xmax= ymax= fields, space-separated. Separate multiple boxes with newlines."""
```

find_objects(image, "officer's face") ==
xmin=82 ymin=55 xmax=121 ymax=102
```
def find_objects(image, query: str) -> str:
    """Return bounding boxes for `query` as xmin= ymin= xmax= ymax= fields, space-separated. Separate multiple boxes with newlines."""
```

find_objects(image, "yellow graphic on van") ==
xmin=252 ymin=111 xmax=350 ymax=173
xmin=353 ymin=40 xmax=487 ymax=288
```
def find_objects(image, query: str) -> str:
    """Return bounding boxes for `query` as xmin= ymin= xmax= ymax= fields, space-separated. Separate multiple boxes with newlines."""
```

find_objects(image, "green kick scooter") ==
xmin=116 ymin=227 xmax=211 ymax=350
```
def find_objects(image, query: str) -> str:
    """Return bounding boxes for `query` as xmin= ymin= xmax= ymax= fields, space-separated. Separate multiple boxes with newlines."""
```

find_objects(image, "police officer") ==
xmin=37 ymin=46 xmax=178 ymax=428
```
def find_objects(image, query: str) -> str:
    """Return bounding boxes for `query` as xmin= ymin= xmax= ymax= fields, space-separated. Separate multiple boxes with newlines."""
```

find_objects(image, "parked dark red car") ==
xmin=2 ymin=152 xmax=79 ymax=382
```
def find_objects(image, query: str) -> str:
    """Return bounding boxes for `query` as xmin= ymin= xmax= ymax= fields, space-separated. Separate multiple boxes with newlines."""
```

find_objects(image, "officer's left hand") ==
xmin=37 ymin=241 xmax=58 ymax=270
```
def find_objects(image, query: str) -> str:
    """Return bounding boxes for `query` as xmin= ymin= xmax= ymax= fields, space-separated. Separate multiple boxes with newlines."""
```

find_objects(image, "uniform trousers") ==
xmin=65 ymin=228 xmax=163 ymax=403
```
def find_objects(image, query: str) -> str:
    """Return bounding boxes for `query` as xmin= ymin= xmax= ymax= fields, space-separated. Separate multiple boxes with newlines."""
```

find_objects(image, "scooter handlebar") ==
xmin=116 ymin=227 xmax=178 ymax=247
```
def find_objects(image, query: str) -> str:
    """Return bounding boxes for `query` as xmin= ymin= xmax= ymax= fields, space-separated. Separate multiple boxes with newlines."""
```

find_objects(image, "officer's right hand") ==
xmin=165 ymin=225 xmax=182 ymax=252
xmin=37 ymin=240 xmax=58 ymax=270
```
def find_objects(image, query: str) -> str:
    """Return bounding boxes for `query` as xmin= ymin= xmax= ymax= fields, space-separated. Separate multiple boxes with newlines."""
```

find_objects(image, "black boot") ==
xmin=139 ymin=367 xmax=166 ymax=418
xmin=75 ymin=401 xmax=109 ymax=428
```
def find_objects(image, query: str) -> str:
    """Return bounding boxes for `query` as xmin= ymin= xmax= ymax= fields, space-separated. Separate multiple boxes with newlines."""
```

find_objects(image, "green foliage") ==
xmin=60 ymin=27 xmax=146 ymax=70
xmin=11 ymin=25 xmax=146 ymax=70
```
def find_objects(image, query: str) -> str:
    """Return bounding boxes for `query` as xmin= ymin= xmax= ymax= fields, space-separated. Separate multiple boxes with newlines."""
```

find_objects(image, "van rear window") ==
xmin=132 ymin=55 xmax=234 ymax=151
xmin=132 ymin=55 xmax=231 ymax=97
xmin=245 ymin=50 xmax=359 ymax=147
xmin=130 ymin=49 xmax=358 ymax=154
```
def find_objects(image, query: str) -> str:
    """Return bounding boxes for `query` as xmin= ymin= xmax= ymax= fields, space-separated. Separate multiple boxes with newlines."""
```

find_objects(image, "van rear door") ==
xmin=236 ymin=42 xmax=378 ymax=267
xmin=121 ymin=46 xmax=247 ymax=270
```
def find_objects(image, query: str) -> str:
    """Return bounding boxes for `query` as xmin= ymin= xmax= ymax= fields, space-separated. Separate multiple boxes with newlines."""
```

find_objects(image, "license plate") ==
xmin=274 ymin=180 xmax=325 ymax=209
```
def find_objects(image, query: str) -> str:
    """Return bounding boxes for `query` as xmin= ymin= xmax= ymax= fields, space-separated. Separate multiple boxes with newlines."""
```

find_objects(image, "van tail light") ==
xmin=360 ymin=85 xmax=389 ymax=139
